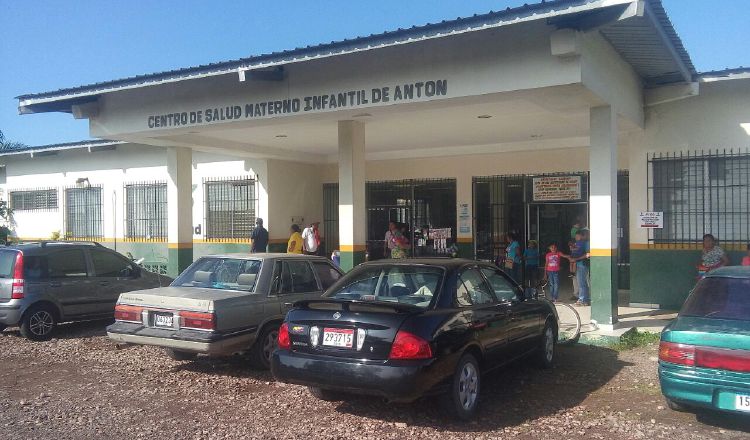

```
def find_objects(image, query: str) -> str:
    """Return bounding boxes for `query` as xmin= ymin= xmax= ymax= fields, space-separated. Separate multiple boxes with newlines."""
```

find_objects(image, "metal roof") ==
xmin=699 ymin=67 xmax=750 ymax=83
xmin=0 ymin=139 xmax=125 ymax=157
xmin=18 ymin=0 xmax=696 ymax=114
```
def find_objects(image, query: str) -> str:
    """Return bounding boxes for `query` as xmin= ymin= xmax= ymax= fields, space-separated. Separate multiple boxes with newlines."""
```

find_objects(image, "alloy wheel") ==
xmin=263 ymin=330 xmax=279 ymax=362
xmin=458 ymin=362 xmax=479 ymax=410
xmin=29 ymin=310 xmax=54 ymax=336
xmin=544 ymin=326 xmax=554 ymax=363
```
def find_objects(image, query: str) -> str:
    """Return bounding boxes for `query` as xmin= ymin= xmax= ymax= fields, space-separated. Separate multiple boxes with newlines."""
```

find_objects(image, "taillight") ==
xmin=11 ymin=252 xmax=24 ymax=299
xmin=114 ymin=304 xmax=143 ymax=323
xmin=278 ymin=323 xmax=290 ymax=350
xmin=180 ymin=311 xmax=215 ymax=331
xmin=696 ymin=346 xmax=750 ymax=373
xmin=389 ymin=330 xmax=432 ymax=360
xmin=659 ymin=341 xmax=695 ymax=366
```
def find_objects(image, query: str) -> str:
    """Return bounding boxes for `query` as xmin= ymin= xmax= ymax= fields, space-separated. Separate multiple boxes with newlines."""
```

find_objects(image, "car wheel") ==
xmin=308 ymin=386 xmax=343 ymax=402
xmin=0 ymin=324 xmax=7 ymax=333
xmin=164 ymin=348 xmax=197 ymax=361
xmin=249 ymin=324 xmax=279 ymax=370
xmin=535 ymin=321 xmax=556 ymax=369
xmin=20 ymin=305 xmax=57 ymax=341
xmin=442 ymin=353 xmax=481 ymax=420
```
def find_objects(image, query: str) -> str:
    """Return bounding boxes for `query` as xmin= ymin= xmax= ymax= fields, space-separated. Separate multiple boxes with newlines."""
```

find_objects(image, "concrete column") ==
xmin=456 ymin=175 xmax=473 ymax=258
xmin=167 ymin=147 xmax=193 ymax=276
xmin=338 ymin=120 xmax=366 ymax=271
xmin=589 ymin=105 xmax=619 ymax=327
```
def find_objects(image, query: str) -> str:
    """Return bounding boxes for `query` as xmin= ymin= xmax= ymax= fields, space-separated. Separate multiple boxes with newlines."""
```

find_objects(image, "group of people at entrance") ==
xmin=503 ymin=218 xmax=591 ymax=306
xmin=287 ymin=222 xmax=322 ymax=255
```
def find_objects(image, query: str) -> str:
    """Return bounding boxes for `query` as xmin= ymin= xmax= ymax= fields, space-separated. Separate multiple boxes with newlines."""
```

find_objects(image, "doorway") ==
xmin=527 ymin=203 xmax=588 ymax=257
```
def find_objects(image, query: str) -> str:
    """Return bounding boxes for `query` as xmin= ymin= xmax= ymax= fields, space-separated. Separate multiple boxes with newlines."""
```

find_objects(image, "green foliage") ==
xmin=610 ymin=328 xmax=661 ymax=351
xmin=50 ymin=231 xmax=61 ymax=241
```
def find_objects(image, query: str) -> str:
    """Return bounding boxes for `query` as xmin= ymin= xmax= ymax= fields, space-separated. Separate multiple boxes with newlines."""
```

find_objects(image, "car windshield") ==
xmin=171 ymin=258 xmax=262 ymax=292
xmin=681 ymin=276 xmax=750 ymax=320
xmin=325 ymin=265 xmax=443 ymax=309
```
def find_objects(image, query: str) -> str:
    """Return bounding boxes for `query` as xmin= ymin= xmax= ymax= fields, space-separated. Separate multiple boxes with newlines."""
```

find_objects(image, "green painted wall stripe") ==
xmin=340 ymin=250 xmax=366 ymax=272
xmin=590 ymin=255 xmax=618 ymax=325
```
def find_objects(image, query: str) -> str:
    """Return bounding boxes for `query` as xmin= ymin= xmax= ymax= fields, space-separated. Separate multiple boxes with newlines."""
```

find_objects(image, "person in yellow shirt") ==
xmin=287 ymin=224 xmax=303 ymax=254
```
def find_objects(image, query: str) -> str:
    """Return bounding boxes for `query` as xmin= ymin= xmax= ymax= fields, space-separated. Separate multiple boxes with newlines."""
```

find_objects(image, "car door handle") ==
xmin=99 ymin=281 xmax=110 ymax=286
xmin=284 ymin=302 xmax=294 ymax=308
xmin=49 ymin=282 xmax=62 ymax=288
xmin=470 ymin=321 xmax=488 ymax=330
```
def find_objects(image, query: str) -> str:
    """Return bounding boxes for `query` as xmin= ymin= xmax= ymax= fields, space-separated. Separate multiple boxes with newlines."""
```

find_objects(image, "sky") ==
xmin=1 ymin=0 xmax=748 ymax=147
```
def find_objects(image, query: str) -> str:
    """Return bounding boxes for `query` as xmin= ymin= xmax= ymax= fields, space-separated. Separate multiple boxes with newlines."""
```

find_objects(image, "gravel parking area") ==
xmin=0 ymin=320 xmax=748 ymax=440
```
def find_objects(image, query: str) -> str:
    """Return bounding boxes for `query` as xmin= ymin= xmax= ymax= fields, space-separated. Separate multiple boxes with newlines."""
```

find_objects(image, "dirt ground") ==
xmin=0 ymin=320 xmax=748 ymax=440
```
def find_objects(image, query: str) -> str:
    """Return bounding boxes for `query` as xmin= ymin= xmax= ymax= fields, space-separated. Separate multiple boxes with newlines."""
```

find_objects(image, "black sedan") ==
xmin=271 ymin=258 xmax=558 ymax=420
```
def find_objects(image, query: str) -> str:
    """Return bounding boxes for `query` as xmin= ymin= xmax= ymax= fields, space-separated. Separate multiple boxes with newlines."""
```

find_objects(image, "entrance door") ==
xmin=527 ymin=203 xmax=587 ymax=275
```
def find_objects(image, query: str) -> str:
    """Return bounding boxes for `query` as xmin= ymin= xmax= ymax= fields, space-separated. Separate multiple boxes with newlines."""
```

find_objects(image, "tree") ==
xmin=0 ymin=130 xmax=27 ymax=150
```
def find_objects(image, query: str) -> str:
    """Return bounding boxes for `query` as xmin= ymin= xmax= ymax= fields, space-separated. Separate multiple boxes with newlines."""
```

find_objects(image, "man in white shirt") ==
xmin=302 ymin=221 xmax=321 ymax=255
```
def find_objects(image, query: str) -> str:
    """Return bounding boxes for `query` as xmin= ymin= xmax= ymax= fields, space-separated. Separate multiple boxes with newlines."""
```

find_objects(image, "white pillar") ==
xmin=167 ymin=146 xmax=193 ymax=275
xmin=589 ymin=105 xmax=619 ymax=326
xmin=338 ymin=120 xmax=366 ymax=270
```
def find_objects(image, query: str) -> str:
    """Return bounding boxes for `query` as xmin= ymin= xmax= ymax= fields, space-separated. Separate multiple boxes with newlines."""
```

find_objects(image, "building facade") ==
xmin=9 ymin=0 xmax=750 ymax=329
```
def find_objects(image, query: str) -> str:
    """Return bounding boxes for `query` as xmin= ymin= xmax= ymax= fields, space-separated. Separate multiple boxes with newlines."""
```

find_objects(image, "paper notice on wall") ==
xmin=458 ymin=203 xmax=471 ymax=234
xmin=430 ymin=228 xmax=452 ymax=251
xmin=532 ymin=176 xmax=582 ymax=201
xmin=638 ymin=211 xmax=663 ymax=229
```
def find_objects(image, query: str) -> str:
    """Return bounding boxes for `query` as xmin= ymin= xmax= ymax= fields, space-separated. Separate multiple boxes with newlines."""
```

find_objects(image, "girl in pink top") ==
xmin=742 ymin=244 xmax=750 ymax=266
xmin=544 ymin=243 xmax=569 ymax=302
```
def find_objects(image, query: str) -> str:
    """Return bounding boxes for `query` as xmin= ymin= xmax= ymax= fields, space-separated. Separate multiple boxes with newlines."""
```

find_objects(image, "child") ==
xmin=523 ymin=240 xmax=540 ymax=287
xmin=743 ymin=244 xmax=750 ymax=266
xmin=544 ymin=243 xmax=569 ymax=302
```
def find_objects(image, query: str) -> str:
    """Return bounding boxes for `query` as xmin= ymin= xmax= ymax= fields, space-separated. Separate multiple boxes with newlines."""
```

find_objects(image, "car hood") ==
xmin=117 ymin=286 xmax=253 ymax=312
xmin=662 ymin=315 xmax=750 ymax=351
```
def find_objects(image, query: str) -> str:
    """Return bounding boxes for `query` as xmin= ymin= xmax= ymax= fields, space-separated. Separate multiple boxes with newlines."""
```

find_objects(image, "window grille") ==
xmin=648 ymin=150 xmax=750 ymax=247
xmin=124 ymin=181 xmax=167 ymax=241
xmin=64 ymin=186 xmax=103 ymax=239
xmin=204 ymin=177 xmax=257 ymax=240
xmin=9 ymin=188 xmax=58 ymax=211
xmin=323 ymin=183 xmax=339 ymax=256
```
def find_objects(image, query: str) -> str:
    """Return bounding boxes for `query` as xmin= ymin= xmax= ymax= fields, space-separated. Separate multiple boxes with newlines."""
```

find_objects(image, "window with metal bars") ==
xmin=9 ymin=188 xmax=58 ymax=211
xmin=649 ymin=150 xmax=750 ymax=246
xmin=204 ymin=177 xmax=257 ymax=240
xmin=124 ymin=182 xmax=167 ymax=241
xmin=64 ymin=186 xmax=103 ymax=239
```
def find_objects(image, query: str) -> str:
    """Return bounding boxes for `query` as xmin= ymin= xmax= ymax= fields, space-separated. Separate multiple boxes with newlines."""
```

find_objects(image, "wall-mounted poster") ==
xmin=638 ymin=211 xmax=664 ymax=229
xmin=532 ymin=176 xmax=582 ymax=201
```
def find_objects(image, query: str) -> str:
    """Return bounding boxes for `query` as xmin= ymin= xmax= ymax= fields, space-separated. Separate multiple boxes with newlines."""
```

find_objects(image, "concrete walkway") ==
xmin=569 ymin=305 xmax=678 ymax=345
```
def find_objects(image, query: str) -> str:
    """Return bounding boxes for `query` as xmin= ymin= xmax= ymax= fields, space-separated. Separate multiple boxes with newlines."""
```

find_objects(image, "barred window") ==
xmin=10 ymin=188 xmax=58 ymax=211
xmin=649 ymin=151 xmax=750 ymax=245
xmin=125 ymin=182 xmax=167 ymax=241
xmin=204 ymin=177 xmax=257 ymax=240
xmin=64 ymin=186 xmax=103 ymax=239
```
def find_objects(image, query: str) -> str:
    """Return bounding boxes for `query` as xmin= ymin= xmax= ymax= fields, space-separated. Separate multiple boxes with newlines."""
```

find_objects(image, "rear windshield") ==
xmin=0 ymin=250 xmax=17 ymax=278
xmin=171 ymin=258 xmax=262 ymax=292
xmin=325 ymin=265 xmax=444 ymax=309
xmin=681 ymin=277 xmax=750 ymax=320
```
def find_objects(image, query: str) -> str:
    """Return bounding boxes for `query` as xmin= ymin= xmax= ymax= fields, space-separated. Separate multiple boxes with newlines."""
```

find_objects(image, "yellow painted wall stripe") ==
xmin=168 ymin=243 xmax=193 ymax=249
xmin=631 ymin=243 xmax=748 ymax=251
xmin=456 ymin=237 xmax=473 ymax=243
xmin=590 ymin=248 xmax=613 ymax=257
xmin=340 ymin=244 xmax=367 ymax=252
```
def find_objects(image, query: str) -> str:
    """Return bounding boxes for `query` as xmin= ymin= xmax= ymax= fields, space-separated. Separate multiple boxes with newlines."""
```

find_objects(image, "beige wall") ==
xmin=266 ymin=159 xmax=323 ymax=241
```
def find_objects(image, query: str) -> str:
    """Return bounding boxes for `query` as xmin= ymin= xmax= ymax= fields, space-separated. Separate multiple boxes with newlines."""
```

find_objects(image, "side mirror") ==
xmin=524 ymin=287 xmax=538 ymax=300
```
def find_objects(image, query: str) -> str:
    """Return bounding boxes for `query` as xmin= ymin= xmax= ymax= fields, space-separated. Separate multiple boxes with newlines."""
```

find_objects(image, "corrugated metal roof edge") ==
xmin=648 ymin=0 xmax=696 ymax=76
xmin=16 ymin=0 xmax=611 ymax=102
xmin=698 ymin=67 xmax=750 ymax=78
xmin=0 ymin=139 xmax=126 ymax=156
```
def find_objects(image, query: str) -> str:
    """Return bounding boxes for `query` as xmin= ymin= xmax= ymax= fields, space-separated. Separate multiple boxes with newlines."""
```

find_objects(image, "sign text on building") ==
xmin=532 ymin=176 xmax=582 ymax=201
xmin=638 ymin=211 xmax=664 ymax=229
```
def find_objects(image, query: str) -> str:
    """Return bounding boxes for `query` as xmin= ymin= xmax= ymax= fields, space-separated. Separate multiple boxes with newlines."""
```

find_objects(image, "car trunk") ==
xmin=666 ymin=316 xmax=750 ymax=351
xmin=0 ymin=249 xmax=19 ymax=303
xmin=286 ymin=300 xmax=417 ymax=361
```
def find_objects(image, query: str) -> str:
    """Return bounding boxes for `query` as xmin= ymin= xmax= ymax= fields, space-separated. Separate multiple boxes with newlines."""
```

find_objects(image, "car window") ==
xmin=23 ymin=255 xmax=48 ymax=281
xmin=172 ymin=257 xmax=261 ymax=292
xmin=681 ymin=277 xmax=750 ymax=320
xmin=0 ymin=250 xmax=17 ymax=278
xmin=480 ymin=268 xmax=518 ymax=302
xmin=313 ymin=261 xmax=342 ymax=290
xmin=91 ymin=249 xmax=136 ymax=278
xmin=327 ymin=265 xmax=443 ymax=309
xmin=283 ymin=261 xmax=319 ymax=293
xmin=456 ymin=267 xmax=496 ymax=307
xmin=47 ymin=249 xmax=88 ymax=278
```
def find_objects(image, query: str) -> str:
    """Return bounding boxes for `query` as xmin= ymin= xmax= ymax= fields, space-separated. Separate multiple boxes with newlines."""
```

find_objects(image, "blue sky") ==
xmin=1 ymin=0 xmax=748 ymax=146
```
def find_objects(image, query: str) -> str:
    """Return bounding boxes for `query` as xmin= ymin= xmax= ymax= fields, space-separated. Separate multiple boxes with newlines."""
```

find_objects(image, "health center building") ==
xmin=7 ymin=0 xmax=750 ymax=329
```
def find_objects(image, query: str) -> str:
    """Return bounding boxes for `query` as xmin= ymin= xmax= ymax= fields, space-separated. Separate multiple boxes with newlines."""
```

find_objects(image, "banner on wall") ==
xmin=532 ymin=176 xmax=582 ymax=201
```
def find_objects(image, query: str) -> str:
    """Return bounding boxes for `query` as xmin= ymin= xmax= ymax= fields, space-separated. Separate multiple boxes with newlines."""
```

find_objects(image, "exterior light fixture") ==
xmin=477 ymin=115 xmax=492 ymax=119
xmin=530 ymin=134 xmax=543 ymax=139
xmin=352 ymin=113 xmax=372 ymax=118
xmin=275 ymin=134 xmax=288 ymax=138
xmin=75 ymin=177 xmax=91 ymax=188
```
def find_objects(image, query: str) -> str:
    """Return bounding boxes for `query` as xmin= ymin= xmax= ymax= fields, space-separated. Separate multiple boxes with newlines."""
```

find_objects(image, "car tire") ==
xmin=535 ymin=321 xmax=556 ymax=369
xmin=164 ymin=348 xmax=197 ymax=361
xmin=665 ymin=398 xmax=687 ymax=412
xmin=20 ymin=304 xmax=58 ymax=341
xmin=0 ymin=324 xmax=7 ymax=333
xmin=308 ymin=386 xmax=343 ymax=402
xmin=249 ymin=324 xmax=279 ymax=370
xmin=442 ymin=353 xmax=481 ymax=421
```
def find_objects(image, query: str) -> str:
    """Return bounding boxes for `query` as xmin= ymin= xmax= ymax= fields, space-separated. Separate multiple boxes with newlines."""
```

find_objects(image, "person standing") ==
xmin=504 ymin=233 xmax=522 ymax=284
xmin=287 ymin=224 xmax=303 ymax=254
xmin=523 ymin=240 xmax=540 ymax=287
xmin=742 ymin=243 xmax=750 ymax=266
xmin=697 ymin=234 xmax=729 ymax=278
xmin=250 ymin=218 xmax=268 ymax=253
xmin=384 ymin=221 xmax=398 ymax=258
xmin=543 ymin=242 xmax=567 ymax=302
xmin=572 ymin=229 xmax=591 ymax=306
xmin=302 ymin=221 xmax=321 ymax=255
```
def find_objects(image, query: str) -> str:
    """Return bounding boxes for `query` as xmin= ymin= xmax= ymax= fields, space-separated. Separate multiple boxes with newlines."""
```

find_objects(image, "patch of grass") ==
xmin=610 ymin=328 xmax=661 ymax=351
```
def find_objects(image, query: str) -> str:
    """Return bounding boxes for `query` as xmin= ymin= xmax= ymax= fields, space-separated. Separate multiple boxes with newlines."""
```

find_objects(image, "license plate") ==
xmin=154 ymin=314 xmax=173 ymax=328
xmin=322 ymin=328 xmax=354 ymax=348
xmin=736 ymin=394 xmax=750 ymax=412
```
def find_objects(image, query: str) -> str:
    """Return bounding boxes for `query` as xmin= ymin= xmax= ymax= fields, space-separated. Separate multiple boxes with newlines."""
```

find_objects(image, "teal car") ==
xmin=659 ymin=266 xmax=750 ymax=415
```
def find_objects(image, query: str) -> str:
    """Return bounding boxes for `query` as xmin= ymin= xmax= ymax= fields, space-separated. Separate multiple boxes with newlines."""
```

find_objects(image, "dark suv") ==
xmin=0 ymin=241 xmax=168 ymax=340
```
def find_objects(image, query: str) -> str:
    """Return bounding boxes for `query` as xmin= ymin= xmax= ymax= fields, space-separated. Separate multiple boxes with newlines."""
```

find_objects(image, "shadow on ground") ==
xmin=331 ymin=344 xmax=632 ymax=431
xmin=1 ymin=318 xmax=111 ymax=340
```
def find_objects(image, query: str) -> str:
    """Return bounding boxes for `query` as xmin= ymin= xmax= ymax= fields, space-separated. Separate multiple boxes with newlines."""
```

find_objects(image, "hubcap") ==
xmin=458 ymin=362 xmax=479 ymax=410
xmin=263 ymin=330 xmax=279 ymax=361
xmin=544 ymin=327 xmax=554 ymax=362
xmin=29 ymin=311 xmax=54 ymax=336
